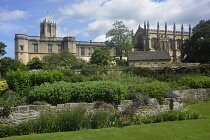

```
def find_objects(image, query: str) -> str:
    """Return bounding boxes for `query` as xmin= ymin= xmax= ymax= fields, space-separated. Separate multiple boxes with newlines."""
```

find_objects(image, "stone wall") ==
xmin=1 ymin=88 xmax=209 ymax=125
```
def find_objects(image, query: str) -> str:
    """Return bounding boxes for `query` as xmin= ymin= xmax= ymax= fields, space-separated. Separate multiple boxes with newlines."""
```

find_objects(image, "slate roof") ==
xmin=128 ymin=51 xmax=171 ymax=61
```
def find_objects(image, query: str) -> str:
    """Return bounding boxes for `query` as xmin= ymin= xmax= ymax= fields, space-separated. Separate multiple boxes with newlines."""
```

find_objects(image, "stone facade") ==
xmin=133 ymin=22 xmax=192 ymax=62
xmin=14 ymin=15 xmax=110 ymax=64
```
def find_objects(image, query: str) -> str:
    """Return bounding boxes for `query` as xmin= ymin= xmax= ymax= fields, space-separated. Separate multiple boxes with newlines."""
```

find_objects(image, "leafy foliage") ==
xmin=27 ymin=58 xmax=47 ymax=70
xmin=42 ymin=51 xmax=86 ymax=69
xmin=27 ymin=81 xmax=128 ymax=105
xmin=90 ymin=48 xmax=111 ymax=66
xmin=135 ymin=81 xmax=172 ymax=97
xmin=106 ymin=21 xmax=133 ymax=60
xmin=0 ymin=42 xmax=7 ymax=57
xmin=5 ymin=70 xmax=64 ymax=91
xmin=183 ymin=20 xmax=210 ymax=63
xmin=0 ymin=57 xmax=28 ymax=77
xmin=81 ymin=64 xmax=107 ymax=76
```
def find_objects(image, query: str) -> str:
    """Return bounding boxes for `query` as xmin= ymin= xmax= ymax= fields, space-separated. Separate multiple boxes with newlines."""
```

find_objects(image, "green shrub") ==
xmin=63 ymin=74 xmax=86 ymax=83
xmin=81 ymin=65 xmax=107 ymax=76
xmin=27 ymin=81 xmax=128 ymax=105
xmin=15 ymin=122 xmax=32 ymax=135
xmin=135 ymin=81 xmax=172 ymax=97
xmin=5 ymin=70 xmax=64 ymax=91
xmin=5 ymin=70 xmax=31 ymax=91
xmin=124 ymin=67 xmax=158 ymax=78
xmin=30 ymin=70 xmax=64 ymax=86
xmin=0 ymin=125 xmax=16 ymax=138
xmin=178 ymin=76 xmax=210 ymax=89
xmin=32 ymin=101 xmax=48 ymax=105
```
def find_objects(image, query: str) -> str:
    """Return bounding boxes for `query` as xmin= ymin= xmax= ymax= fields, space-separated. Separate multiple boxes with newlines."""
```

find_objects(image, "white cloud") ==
xmin=0 ymin=9 xmax=29 ymax=22
xmin=93 ymin=35 xmax=106 ymax=42
xmin=57 ymin=0 xmax=210 ymax=40
xmin=57 ymin=26 xmax=89 ymax=38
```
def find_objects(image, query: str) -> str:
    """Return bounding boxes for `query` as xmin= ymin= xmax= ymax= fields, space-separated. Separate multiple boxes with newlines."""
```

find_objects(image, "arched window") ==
xmin=177 ymin=39 xmax=181 ymax=50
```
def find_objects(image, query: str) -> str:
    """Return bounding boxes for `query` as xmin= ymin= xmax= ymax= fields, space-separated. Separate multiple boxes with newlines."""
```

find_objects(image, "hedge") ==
xmin=27 ymin=81 xmax=128 ymax=105
xmin=5 ymin=70 xmax=64 ymax=91
xmin=135 ymin=81 xmax=172 ymax=97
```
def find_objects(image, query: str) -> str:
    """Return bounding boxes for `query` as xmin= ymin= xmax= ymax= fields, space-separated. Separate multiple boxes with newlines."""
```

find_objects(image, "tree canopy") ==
xmin=106 ymin=21 xmax=133 ymax=60
xmin=183 ymin=20 xmax=210 ymax=63
xmin=90 ymin=48 xmax=111 ymax=66
xmin=27 ymin=58 xmax=47 ymax=70
xmin=0 ymin=57 xmax=28 ymax=77
xmin=42 ymin=51 xmax=86 ymax=69
xmin=0 ymin=42 xmax=7 ymax=57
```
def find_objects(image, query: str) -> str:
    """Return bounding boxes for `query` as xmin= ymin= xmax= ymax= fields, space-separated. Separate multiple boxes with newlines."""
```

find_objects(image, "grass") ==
xmin=2 ymin=103 xmax=210 ymax=140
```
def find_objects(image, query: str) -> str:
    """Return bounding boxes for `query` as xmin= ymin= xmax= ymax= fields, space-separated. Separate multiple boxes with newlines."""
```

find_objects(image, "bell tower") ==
xmin=40 ymin=13 xmax=56 ymax=38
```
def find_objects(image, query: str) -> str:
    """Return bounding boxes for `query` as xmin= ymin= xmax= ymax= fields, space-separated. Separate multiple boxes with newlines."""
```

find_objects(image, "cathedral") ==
xmin=133 ymin=21 xmax=192 ymax=62
xmin=15 ymin=15 xmax=192 ymax=65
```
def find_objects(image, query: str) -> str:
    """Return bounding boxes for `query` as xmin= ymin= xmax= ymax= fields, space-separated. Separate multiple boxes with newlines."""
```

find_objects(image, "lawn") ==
xmin=2 ymin=103 xmax=210 ymax=140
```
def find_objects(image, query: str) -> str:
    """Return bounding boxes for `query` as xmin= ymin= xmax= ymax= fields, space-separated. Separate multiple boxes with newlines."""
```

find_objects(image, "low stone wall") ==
xmin=0 ymin=98 xmax=183 ymax=125
xmin=0 ymin=88 xmax=209 ymax=125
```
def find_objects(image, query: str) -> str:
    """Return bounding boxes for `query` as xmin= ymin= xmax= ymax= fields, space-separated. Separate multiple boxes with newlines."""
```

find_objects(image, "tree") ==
xmin=42 ymin=51 xmax=86 ymax=69
xmin=183 ymin=20 xmax=210 ymax=63
xmin=27 ymin=58 xmax=47 ymax=70
xmin=106 ymin=21 xmax=133 ymax=60
xmin=0 ymin=57 xmax=28 ymax=77
xmin=90 ymin=48 xmax=111 ymax=66
xmin=0 ymin=42 xmax=7 ymax=57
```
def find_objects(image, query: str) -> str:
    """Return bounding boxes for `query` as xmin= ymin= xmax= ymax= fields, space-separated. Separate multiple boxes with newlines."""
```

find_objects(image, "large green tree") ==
xmin=183 ymin=20 xmax=210 ymax=63
xmin=90 ymin=48 xmax=111 ymax=66
xmin=42 ymin=51 xmax=86 ymax=69
xmin=106 ymin=21 xmax=133 ymax=60
xmin=27 ymin=58 xmax=47 ymax=70
xmin=0 ymin=57 xmax=28 ymax=77
xmin=0 ymin=42 xmax=7 ymax=57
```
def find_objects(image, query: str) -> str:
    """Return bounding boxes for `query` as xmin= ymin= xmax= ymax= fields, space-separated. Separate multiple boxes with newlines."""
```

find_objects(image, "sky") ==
xmin=0 ymin=0 xmax=210 ymax=58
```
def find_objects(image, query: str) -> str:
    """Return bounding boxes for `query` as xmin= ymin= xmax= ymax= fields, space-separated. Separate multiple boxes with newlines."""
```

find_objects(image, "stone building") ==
xmin=15 ymin=15 xmax=192 ymax=65
xmin=133 ymin=21 xmax=192 ymax=62
xmin=15 ymin=15 xmax=108 ymax=64
xmin=128 ymin=51 xmax=171 ymax=67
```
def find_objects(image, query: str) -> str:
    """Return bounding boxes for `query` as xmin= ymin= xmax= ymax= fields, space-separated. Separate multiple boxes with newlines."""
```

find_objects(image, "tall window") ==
xmin=169 ymin=39 xmax=173 ymax=50
xmin=20 ymin=45 xmax=24 ymax=51
xmin=177 ymin=39 xmax=181 ymax=50
xmin=58 ymin=45 xmax=62 ymax=53
xmin=34 ymin=44 xmax=38 ymax=53
xmin=81 ymin=47 xmax=85 ymax=56
xmin=48 ymin=45 xmax=52 ymax=53
xmin=88 ymin=48 xmax=91 ymax=56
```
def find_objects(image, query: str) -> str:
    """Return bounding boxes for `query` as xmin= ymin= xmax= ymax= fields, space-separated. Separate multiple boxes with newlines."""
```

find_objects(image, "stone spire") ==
xmin=147 ymin=21 xmax=150 ymax=37
xmin=144 ymin=21 xmax=147 ymax=35
xmin=165 ymin=22 xmax=167 ymax=37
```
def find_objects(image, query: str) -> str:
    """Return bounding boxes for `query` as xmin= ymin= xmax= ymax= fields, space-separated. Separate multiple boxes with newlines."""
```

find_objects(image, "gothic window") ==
xmin=58 ymin=45 xmax=62 ymax=53
xmin=169 ymin=39 xmax=173 ymax=50
xmin=81 ymin=47 xmax=85 ymax=56
xmin=20 ymin=45 xmax=24 ymax=51
xmin=177 ymin=39 xmax=181 ymax=50
xmin=34 ymin=44 xmax=38 ymax=53
xmin=48 ymin=45 xmax=52 ymax=53
xmin=151 ymin=38 xmax=157 ymax=50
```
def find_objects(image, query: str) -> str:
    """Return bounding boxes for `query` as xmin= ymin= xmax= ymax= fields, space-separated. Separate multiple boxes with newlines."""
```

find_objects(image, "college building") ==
xmin=15 ymin=15 xmax=192 ymax=65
